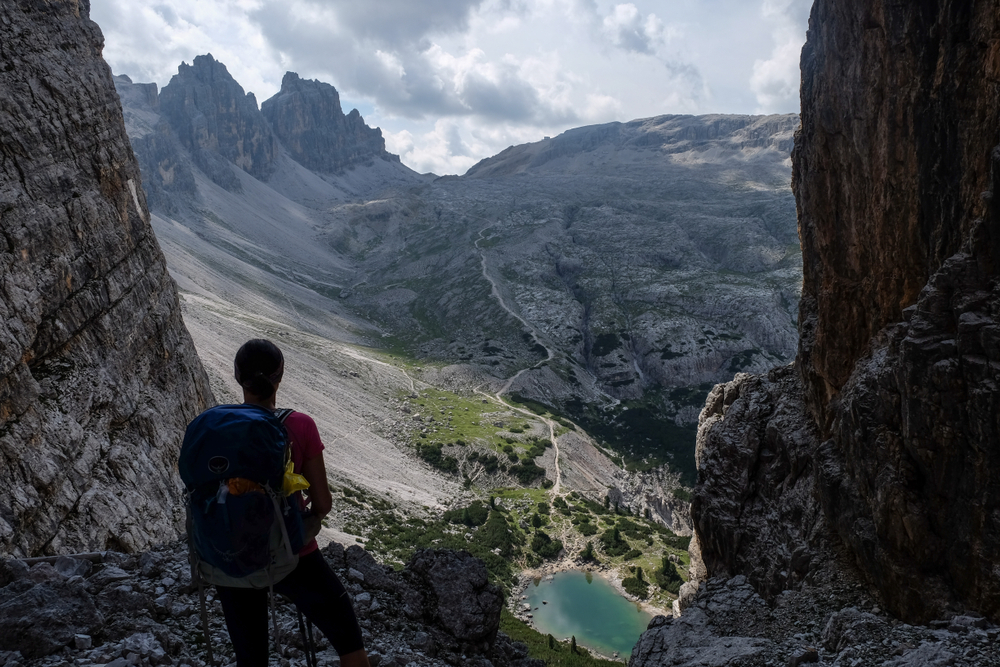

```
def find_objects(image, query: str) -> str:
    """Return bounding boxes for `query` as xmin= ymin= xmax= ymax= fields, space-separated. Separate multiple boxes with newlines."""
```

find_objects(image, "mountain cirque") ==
xmin=112 ymin=53 xmax=802 ymax=508
xmin=0 ymin=0 xmax=211 ymax=557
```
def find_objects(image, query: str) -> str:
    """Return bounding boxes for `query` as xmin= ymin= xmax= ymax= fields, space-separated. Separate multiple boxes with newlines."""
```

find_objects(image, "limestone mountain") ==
xmin=158 ymin=54 xmax=277 ymax=189
xmin=0 ymin=0 xmax=212 ymax=557
xmin=261 ymin=71 xmax=398 ymax=174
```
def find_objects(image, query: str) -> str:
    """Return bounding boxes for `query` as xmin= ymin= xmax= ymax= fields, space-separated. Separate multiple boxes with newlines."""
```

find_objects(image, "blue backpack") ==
xmin=179 ymin=404 xmax=306 ymax=588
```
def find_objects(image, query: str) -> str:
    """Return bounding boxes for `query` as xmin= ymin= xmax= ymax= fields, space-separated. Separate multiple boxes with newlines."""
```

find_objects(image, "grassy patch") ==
xmin=499 ymin=609 xmax=622 ymax=667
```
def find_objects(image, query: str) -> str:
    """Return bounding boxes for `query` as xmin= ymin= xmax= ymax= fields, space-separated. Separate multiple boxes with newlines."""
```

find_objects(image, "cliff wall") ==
xmin=158 ymin=54 xmax=276 ymax=189
xmin=689 ymin=0 xmax=1000 ymax=626
xmin=261 ymin=72 xmax=397 ymax=174
xmin=0 ymin=0 xmax=212 ymax=556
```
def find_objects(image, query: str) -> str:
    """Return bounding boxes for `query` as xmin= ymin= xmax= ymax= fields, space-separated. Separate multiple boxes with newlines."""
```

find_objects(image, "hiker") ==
xmin=215 ymin=338 xmax=371 ymax=667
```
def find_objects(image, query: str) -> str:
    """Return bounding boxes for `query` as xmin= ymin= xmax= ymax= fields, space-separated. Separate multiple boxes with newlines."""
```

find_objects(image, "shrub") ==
xmin=623 ymin=548 xmax=643 ymax=560
xmin=655 ymin=557 xmax=684 ymax=594
xmin=537 ymin=502 xmax=549 ymax=515
xmin=578 ymin=523 xmax=598 ymax=537
xmin=672 ymin=487 xmax=693 ymax=502
xmin=622 ymin=576 xmax=649 ymax=599
xmin=443 ymin=500 xmax=489 ymax=527
xmin=509 ymin=462 xmax=545 ymax=484
xmin=530 ymin=531 xmax=563 ymax=559
xmin=599 ymin=527 xmax=631 ymax=557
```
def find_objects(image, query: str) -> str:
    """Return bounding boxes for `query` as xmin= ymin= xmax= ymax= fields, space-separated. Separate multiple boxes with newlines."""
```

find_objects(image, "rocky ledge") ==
xmin=629 ymin=574 xmax=1000 ymax=667
xmin=0 ymin=544 xmax=541 ymax=667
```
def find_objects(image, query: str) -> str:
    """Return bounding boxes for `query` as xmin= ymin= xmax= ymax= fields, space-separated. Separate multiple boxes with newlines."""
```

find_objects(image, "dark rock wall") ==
xmin=158 ymin=54 xmax=276 ymax=186
xmin=794 ymin=0 xmax=1000 ymax=418
xmin=0 ymin=0 xmax=212 ymax=556
xmin=691 ymin=367 xmax=830 ymax=602
xmin=691 ymin=0 xmax=1000 ymax=625
xmin=261 ymin=72 xmax=395 ymax=174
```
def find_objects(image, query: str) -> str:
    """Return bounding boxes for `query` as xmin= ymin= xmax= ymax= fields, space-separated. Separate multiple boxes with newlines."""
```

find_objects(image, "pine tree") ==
xmin=636 ymin=566 xmax=644 ymax=582
xmin=571 ymin=636 xmax=578 ymax=654
xmin=548 ymin=634 xmax=555 ymax=649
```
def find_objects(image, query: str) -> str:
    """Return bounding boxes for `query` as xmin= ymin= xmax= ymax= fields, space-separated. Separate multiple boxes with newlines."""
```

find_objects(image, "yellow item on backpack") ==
xmin=282 ymin=459 xmax=310 ymax=496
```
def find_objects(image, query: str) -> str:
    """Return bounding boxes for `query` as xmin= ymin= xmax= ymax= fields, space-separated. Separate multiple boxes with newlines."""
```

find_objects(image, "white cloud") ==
xmin=750 ymin=0 xmax=811 ymax=113
xmin=90 ymin=0 xmax=808 ymax=175
xmin=601 ymin=3 xmax=670 ymax=54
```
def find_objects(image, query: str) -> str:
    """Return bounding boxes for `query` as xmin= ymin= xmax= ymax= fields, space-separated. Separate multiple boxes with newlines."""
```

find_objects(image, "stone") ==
xmin=73 ymin=635 xmax=92 ymax=651
xmin=402 ymin=549 xmax=503 ymax=648
xmin=55 ymin=558 xmax=93 ymax=579
xmin=0 ymin=580 xmax=104 ymax=658
xmin=786 ymin=647 xmax=818 ymax=666
xmin=0 ymin=0 xmax=212 ymax=558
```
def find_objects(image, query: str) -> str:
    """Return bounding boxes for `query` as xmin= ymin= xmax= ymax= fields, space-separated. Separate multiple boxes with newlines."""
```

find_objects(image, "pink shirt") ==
xmin=284 ymin=411 xmax=325 ymax=555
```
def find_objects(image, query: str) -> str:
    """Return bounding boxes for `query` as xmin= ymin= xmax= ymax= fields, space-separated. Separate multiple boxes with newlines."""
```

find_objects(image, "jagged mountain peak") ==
xmin=261 ymin=70 xmax=398 ymax=174
xmin=159 ymin=53 xmax=276 ymax=186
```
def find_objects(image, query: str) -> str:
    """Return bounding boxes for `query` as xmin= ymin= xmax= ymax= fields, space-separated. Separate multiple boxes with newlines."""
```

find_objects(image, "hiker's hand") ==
xmin=303 ymin=514 xmax=322 ymax=543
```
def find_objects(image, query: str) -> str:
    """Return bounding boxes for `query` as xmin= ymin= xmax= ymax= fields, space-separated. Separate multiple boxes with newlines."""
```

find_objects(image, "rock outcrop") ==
xmin=261 ymin=72 xmax=396 ymax=174
xmin=0 ymin=0 xmax=212 ymax=556
xmin=682 ymin=0 xmax=1000 ymax=635
xmin=158 ymin=54 xmax=276 ymax=189
xmin=0 ymin=544 xmax=542 ymax=667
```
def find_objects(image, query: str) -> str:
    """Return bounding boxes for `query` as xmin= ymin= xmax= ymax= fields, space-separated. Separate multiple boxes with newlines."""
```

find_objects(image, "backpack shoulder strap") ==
xmin=275 ymin=408 xmax=294 ymax=424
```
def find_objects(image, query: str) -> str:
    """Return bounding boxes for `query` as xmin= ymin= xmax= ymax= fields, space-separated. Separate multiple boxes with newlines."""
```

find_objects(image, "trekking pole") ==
xmin=296 ymin=608 xmax=317 ymax=667
xmin=305 ymin=617 xmax=317 ymax=667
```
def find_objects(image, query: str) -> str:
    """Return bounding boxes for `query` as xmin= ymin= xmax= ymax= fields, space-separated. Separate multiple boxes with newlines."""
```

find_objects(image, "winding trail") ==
xmin=472 ymin=226 xmax=567 ymax=493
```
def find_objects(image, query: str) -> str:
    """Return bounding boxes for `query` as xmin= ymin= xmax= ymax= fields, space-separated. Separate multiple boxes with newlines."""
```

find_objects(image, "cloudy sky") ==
xmin=91 ymin=0 xmax=812 ymax=175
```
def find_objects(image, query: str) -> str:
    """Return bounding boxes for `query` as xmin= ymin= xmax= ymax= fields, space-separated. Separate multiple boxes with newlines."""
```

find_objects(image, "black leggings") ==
xmin=216 ymin=550 xmax=365 ymax=666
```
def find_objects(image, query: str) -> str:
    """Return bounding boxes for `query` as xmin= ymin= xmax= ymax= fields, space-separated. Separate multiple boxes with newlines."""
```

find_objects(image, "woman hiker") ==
xmin=217 ymin=338 xmax=371 ymax=667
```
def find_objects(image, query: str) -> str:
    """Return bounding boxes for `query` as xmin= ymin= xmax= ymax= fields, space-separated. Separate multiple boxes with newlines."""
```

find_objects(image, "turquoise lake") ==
xmin=523 ymin=570 xmax=653 ymax=659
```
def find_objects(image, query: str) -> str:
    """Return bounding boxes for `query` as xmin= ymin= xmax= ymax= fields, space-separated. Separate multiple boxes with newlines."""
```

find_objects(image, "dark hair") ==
xmin=234 ymin=339 xmax=284 ymax=400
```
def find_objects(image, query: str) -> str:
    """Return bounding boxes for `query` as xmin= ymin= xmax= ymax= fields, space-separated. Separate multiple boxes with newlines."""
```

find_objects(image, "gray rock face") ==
xmin=791 ymin=0 xmax=1000 ymax=623
xmin=261 ymin=72 xmax=396 ymax=174
xmin=818 ymin=205 xmax=1000 ymax=621
xmin=692 ymin=366 xmax=830 ymax=602
xmin=629 ymin=574 xmax=1000 ymax=667
xmin=402 ymin=548 xmax=503 ymax=649
xmin=158 ymin=54 xmax=276 ymax=187
xmin=0 ymin=577 xmax=103 ymax=659
xmin=0 ymin=0 xmax=212 ymax=556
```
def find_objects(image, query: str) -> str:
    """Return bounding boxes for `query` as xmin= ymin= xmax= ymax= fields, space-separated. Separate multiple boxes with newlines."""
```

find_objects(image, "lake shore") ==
xmin=511 ymin=557 xmax=673 ymax=663
xmin=513 ymin=556 xmax=673 ymax=618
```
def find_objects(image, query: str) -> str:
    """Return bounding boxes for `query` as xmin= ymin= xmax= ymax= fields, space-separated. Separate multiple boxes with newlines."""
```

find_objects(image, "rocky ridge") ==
xmin=158 ymin=55 xmax=277 ymax=189
xmin=0 ymin=0 xmax=212 ymax=557
xmin=0 ymin=543 xmax=542 ymax=667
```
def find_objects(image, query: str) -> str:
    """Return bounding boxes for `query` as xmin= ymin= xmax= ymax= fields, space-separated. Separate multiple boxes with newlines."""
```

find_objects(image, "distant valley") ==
xmin=114 ymin=55 xmax=800 ymax=535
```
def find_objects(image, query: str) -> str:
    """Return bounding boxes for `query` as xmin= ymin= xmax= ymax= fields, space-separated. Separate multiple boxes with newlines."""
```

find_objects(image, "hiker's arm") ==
xmin=301 ymin=454 xmax=333 ymax=518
